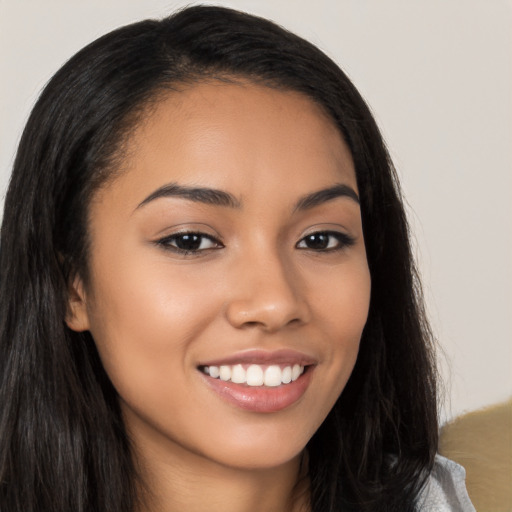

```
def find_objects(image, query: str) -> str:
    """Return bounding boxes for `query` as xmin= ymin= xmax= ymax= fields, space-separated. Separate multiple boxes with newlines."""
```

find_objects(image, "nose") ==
xmin=224 ymin=251 xmax=310 ymax=332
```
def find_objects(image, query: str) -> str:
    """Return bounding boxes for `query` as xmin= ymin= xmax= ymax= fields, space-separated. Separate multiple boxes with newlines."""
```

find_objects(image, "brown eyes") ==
xmin=161 ymin=233 xmax=222 ymax=252
xmin=296 ymin=232 xmax=355 ymax=251
xmin=157 ymin=230 xmax=355 ymax=255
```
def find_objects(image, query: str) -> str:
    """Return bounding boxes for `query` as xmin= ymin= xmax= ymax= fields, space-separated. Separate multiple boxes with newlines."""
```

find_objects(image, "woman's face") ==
xmin=67 ymin=81 xmax=371 ymax=471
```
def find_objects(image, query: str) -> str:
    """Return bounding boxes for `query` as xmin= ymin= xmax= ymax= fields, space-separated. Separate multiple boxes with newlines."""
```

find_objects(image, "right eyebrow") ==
xmin=135 ymin=183 xmax=242 ymax=211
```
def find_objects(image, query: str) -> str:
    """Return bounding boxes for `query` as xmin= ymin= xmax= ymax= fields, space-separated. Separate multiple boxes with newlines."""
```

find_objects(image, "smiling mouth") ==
xmin=199 ymin=363 xmax=306 ymax=387
xmin=197 ymin=350 xmax=316 ymax=412
xmin=199 ymin=363 xmax=314 ymax=413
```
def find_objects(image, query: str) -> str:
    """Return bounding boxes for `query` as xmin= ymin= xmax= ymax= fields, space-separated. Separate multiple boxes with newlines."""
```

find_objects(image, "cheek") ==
xmin=83 ymin=253 xmax=220 ymax=398
xmin=83 ymin=262 xmax=226 ymax=452
xmin=311 ymin=256 xmax=371 ymax=342
xmin=327 ymin=266 xmax=370 ymax=372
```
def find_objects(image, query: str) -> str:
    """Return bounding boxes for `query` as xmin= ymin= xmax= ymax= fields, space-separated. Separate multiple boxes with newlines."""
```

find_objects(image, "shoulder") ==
xmin=415 ymin=455 xmax=476 ymax=511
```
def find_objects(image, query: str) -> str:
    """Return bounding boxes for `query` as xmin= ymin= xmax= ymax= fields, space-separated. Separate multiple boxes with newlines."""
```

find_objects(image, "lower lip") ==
xmin=200 ymin=368 xmax=313 ymax=413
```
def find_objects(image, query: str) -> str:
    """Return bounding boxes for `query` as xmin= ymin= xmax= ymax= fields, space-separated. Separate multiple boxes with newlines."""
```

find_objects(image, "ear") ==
xmin=65 ymin=275 xmax=90 ymax=332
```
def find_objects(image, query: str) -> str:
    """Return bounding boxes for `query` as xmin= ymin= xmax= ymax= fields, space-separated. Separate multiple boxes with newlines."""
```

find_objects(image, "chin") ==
xmin=190 ymin=414 xmax=320 ymax=471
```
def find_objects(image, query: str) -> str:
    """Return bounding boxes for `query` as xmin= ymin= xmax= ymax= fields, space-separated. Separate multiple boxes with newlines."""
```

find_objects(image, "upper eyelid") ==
xmin=297 ymin=228 xmax=354 ymax=240
xmin=158 ymin=231 xmax=223 ymax=243
xmin=157 ymin=228 xmax=222 ymax=242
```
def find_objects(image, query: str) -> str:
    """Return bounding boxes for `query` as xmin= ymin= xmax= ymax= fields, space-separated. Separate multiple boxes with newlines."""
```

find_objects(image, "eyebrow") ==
xmin=294 ymin=184 xmax=360 ymax=211
xmin=136 ymin=182 xmax=359 ymax=212
xmin=136 ymin=183 xmax=241 ymax=210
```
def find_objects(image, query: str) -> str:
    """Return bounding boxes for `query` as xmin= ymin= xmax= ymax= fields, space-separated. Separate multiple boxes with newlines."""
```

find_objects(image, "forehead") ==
xmin=97 ymin=80 xmax=357 ymax=209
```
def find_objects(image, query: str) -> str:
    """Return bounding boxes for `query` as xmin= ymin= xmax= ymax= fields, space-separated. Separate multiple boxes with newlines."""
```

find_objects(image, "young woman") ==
xmin=0 ymin=6 xmax=474 ymax=512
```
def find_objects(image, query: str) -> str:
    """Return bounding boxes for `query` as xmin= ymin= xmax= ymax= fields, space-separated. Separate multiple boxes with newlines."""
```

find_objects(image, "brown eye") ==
xmin=301 ymin=233 xmax=331 ymax=250
xmin=296 ymin=231 xmax=355 ymax=251
xmin=158 ymin=232 xmax=222 ymax=254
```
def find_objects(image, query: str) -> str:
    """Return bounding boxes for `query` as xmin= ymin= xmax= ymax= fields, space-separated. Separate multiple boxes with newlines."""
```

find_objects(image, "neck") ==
xmin=133 ymin=437 xmax=310 ymax=512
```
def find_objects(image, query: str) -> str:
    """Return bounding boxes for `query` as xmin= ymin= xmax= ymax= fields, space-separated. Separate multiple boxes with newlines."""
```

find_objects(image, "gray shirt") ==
xmin=416 ymin=455 xmax=476 ymax=511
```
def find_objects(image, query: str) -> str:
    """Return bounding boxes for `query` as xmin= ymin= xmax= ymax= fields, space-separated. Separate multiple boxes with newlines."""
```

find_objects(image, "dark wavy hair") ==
xmin=0 ymin=5 xmax=438 ymax=512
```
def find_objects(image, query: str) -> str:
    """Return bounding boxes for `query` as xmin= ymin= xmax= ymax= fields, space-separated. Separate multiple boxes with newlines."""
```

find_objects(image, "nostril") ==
xmin=238 ymin=316 xmax=303 ymax=330
xmin=243 ymin=321 xmax=260 ymax=328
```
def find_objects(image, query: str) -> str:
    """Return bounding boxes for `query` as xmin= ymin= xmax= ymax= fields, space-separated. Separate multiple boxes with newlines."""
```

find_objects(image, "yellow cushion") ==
xmin=439 ymin=399 xmax=512 ymax=512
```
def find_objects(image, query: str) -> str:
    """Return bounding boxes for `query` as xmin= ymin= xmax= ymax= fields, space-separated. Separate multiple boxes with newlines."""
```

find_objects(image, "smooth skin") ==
xmin=67 ymin=81 xmax=371 ymax=512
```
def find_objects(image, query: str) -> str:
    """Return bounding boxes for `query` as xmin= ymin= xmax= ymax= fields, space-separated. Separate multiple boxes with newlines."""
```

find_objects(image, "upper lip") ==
xmin=198 ymin=349 xmax=317 ymax=367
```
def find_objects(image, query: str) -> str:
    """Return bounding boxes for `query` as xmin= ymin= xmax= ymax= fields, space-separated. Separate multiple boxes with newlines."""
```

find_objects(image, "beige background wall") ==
xmin=1 ymin=0 xmax=511 ymax=422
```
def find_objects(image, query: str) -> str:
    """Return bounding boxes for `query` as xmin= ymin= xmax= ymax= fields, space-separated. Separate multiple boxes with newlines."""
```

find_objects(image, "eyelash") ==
xmin=156 ymin=230 xmax=355 ymax=255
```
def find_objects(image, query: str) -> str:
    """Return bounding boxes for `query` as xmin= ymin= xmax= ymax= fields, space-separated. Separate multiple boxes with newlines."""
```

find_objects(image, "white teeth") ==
xmin=246 ymin=364 xmax=264 ymax=386
xmin=219 ymin=365 xmax=231 ymax=381
xmin=202 ymin=363 xmax=305 ymax=386
xmin=281 ymin=366 xmax=292 ymax=384
xmin=231 ymin=364 xmax=246 ymax=384
xmin=264 ymin=365 xmax=282 ymax=387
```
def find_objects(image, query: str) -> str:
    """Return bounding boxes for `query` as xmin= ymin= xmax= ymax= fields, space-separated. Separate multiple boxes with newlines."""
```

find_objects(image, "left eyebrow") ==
xmin=293 ymin=184 xmax=360 ymax=212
